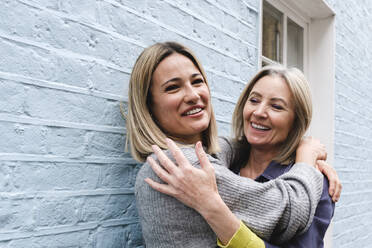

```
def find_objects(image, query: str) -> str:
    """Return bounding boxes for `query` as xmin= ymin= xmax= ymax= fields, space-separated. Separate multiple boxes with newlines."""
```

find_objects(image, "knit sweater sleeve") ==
xmin=213 ymin=160 xmax=322 ymax=244
xmin=215 ymin=137 xmax=323 ymax=244
xmin=135 ymin=146 xmax=323 ymax=247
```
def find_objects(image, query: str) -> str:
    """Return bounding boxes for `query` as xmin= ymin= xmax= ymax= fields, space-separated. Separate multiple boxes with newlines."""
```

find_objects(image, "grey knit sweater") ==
xmin=135 ymin=138 xmax=323 ymax=247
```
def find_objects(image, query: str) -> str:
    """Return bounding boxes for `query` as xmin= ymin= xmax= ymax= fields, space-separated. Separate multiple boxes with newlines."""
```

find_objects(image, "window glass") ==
xmin=287 ymin=18 xmax=304 ymax=70
xmin=262 ymin=1 xmax=283 ymax=63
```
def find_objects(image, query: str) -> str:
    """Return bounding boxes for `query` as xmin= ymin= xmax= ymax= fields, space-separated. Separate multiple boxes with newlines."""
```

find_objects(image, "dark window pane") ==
xmin=262 ymin=1 xmax=283 ymax=63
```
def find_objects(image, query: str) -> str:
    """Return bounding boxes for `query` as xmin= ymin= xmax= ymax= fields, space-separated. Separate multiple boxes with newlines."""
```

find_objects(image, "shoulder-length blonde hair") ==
xmin=125 ymin=42 xmax=219 ymax=162
xmin=232 ymin=65 xmax=312 ymax=164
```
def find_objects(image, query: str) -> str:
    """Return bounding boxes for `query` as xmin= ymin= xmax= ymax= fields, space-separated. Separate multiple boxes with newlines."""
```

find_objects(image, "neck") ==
xmin=240 ymin=147 xmax=278 ymax=179
xmin=169 ymin=133 xmax=202 ymax=145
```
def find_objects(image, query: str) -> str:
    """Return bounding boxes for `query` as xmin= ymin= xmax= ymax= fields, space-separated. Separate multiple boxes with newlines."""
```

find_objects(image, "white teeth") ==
xmin=185 ymin=108 xmax=202 ymax=115
xmin=252 ymin=123 xmax=269 ymax=130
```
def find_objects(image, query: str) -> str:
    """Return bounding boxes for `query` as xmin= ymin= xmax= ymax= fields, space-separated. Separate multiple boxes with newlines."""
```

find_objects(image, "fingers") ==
xmin=195 ymin=141 xmax=212 ymax=171
xmin=317 ymin=160 xmax=341 ymax=202
xmin=165 ymin=138 xmax=189 ymax=168
xmin=147 ymin=156 xmax=172 ymax=184
xmin=334 ymin=183 xmax=342 ymax=202
xmin=145 ymin=177 xmax=176 ymax=196
xmin=151 ymin=144 xmax=177 ymax=174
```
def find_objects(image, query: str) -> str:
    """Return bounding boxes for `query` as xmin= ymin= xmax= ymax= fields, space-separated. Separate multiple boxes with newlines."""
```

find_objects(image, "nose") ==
xmin=184 ymin=83 xmax=200 ymax=103
xmin=253 ymin=103 xmax=267 ymax=118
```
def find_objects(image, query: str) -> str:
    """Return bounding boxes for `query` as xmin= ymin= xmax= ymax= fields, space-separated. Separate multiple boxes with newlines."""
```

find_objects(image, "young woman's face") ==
xmin=150 ymin=53 xmax=211 ymax=144
xmin=243 ymin=75 xmax=295 ymax=151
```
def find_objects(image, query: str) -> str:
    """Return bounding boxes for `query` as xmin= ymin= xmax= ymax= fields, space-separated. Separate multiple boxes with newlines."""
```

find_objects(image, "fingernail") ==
xmin=151 ymin=145 xmax=158 ymax=151
xmin=165 ymin=138 xmax=172 ymax=146
xmin=197 ymin=141 xmax=203 ymax=150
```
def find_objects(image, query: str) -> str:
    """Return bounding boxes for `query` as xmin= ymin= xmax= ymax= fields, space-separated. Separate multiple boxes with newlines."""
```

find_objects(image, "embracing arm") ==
xmin=264 ymin=174 xmax=335 ymax=248
xmin=146 ymin=139 xmax=324 ymax=244
xmin=214 ymin=160 xmax=322 ymax=244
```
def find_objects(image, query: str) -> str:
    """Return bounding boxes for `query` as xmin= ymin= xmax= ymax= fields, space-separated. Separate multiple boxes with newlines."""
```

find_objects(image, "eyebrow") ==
xmin=161 ymin=73 xmax=202 ymax=87
xmin=249 ymin=91 xmax=289 ymax=107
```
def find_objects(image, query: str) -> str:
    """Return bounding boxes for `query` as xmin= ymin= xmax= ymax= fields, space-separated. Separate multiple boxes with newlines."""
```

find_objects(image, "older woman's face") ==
xmin=150 ymin=53 xmax=211 ymax=144
xmin=243 ymin=75 xmax=295 ymax=151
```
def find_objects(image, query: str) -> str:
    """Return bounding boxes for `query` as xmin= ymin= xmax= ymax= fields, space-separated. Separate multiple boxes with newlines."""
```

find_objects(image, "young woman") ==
xmin=127 ymin=42 xmax=340 ymax=247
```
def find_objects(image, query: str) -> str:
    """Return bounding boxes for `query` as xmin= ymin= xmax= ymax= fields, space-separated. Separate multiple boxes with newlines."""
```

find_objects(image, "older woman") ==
xmin=224 ymin=65 xmax=334 ymax=247
xmin=127 ymin=42 xmax=339 ymax=248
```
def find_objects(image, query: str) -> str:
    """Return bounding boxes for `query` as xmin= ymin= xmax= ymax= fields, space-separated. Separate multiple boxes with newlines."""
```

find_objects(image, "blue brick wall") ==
xmin=325 ymin=0 xmax=372 ymax=247
xmin=0 ymin=0 xmax=260 ymax=247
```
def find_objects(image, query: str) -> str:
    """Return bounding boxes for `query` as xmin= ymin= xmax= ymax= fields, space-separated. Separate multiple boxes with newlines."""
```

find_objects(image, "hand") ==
xmin=146 ymin=139 xmax=241 ymax=244
xmin=144 ymin=138 xmax=220 ymax=213
xmin=316 ymin=160 xmax=342 ymax=202
xmin=296 ymin=137 xmax=327 ymax=167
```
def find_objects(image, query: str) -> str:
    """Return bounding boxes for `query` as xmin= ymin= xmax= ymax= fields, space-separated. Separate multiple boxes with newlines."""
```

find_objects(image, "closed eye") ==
xmin=165 ymin=84 xmax=179 ymax=92
xmin=249 ymin=97 xmax=259 ymax=104
xmin=192 ymin=78 xmax=204 ymax=85
xmin=272 ymin=104 xmax=283 ymax=110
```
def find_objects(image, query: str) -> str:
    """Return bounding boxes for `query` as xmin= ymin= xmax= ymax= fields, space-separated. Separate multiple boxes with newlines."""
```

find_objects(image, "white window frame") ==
xmin=260 ymin=0 xmax=309 ymax=73
xmin=259 ymin=1 xmax=336 ymax=247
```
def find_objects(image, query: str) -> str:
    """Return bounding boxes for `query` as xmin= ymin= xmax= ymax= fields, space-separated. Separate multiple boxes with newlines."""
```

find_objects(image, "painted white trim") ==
xmin=307 ymin=15 xmax=336 ymax=248
xmin=283 ymin=12 xmax=288 ymax=66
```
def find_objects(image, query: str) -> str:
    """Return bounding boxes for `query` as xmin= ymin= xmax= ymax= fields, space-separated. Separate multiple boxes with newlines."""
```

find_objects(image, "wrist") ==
xmin=199 ymin=194 xmax=240 ymax=245
xmin=197 ymin=192 xmax=224 ymax=219
xmin=296 ymin=150 xmax=316 ymax=166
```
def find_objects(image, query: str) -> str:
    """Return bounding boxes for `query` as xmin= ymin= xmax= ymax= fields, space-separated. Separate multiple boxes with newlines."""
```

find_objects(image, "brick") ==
xmin=86 ymin=131 xmax=125 ymax=157
xmin=0 ymin=199 xmax=35 ymax=231
xmin=187 ymin=0 xmax=224 ymax=27
xmin=35 ymin=198 xmax=81 ymax=226
xmin=210 ymin=75 xmax=244 ymax=100
xmin=95 ymin=224 xmax=144 ymax=248
xmin=80 ymin=194 xmax=136 ymax=222
xmin=11 ymin=162 xmax=101 ymax=191
xmin=100 ymin=163 xmax=141 ymax=189
xmin=24 ymin=86 xmax=124 ymax=126
xmin=0 ymin=79 xmax=26 ymax=115
xmin=0 ymin=122 xmax=48 ymax=154
xmin=147 ymin=1 xmax=194 ymax=37
xmin=7 ymin=230 xmax=93 ymax=248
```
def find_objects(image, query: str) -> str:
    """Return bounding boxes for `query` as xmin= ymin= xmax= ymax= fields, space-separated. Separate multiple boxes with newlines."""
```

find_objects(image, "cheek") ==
xmin=201 ymin=87 xmax=211 ymax=102
xmin=277 ymin=114 xmax=295 ymax=136
xmin=242 ymin=104 xmax=252 ymax=120
xmin=151 ymin=98 xmax=176 ymax=125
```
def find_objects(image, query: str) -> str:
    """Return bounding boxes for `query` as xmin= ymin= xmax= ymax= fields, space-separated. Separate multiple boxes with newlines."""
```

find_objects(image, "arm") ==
xmin=218 ymin=136 xmax=341 ymax=202
xmin=295 ymin=137 xmax=342 ymax=202
xmin=265 ymin=176 xmax=335 ymax=247
xmin=146 ymin=139 xmax=324 ymax=244
xmin=217 ymin=178 xmax=334 ymax=248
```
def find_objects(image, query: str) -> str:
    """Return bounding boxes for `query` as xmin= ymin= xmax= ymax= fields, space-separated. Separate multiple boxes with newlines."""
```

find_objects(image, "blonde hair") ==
xmin=232 ymin=65 xmax=312 ymax=164
xmin=125 ymin=42 xmax=219 ymax=162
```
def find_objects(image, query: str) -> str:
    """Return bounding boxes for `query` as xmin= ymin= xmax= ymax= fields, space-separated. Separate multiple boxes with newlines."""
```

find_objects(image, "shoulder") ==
xmin=216 ymin=136 xmax=234 ymax=168
xmin=218 ymin=136 xmax=233 ymax=148
xmin=316 ymin=175 xmax=335 ymax=219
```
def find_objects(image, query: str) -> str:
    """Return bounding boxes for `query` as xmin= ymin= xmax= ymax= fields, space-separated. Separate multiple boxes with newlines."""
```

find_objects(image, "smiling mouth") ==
xmin=183 ymin=107 xmax=203 ymax=116
xmin=251 ymin=122 xmax=270 ymax=130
